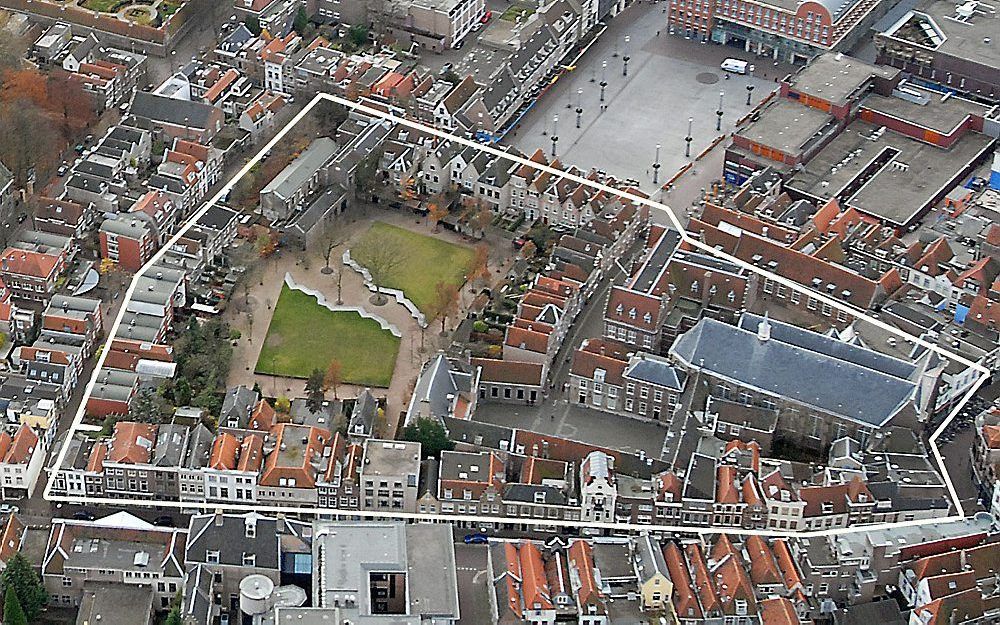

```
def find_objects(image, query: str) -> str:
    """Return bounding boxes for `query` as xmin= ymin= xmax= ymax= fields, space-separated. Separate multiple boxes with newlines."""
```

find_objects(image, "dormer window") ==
xmin=691 ymin=281 xmax=699 ymax=293
xmin=628 ymin=308 xmax=636 ymax=320
xmin=616 ymin=304 xmax=623 ymax=315
xmin=643 ymin=312 xmax=652 ymax=323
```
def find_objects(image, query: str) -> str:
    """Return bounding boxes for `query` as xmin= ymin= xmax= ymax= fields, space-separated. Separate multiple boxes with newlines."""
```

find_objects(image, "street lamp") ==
xmin=575 ymin=88 xmax=583 ymax=129
xmin=622 ymin=35 xmax=631 ymax=77
xmin=716 ymin=91 xmax=724 ymax=132
xmin=745 ymin=82 xmax=755 ymax=106
xmin=652 ymin=143 xmax=661 ymax=184
xmin=551 ymin=114 xmax=559 ymax=157
xmin=599 ymin=60 xmax=608 ymax=103
xmin=684 ymin=117 xmax=693 ymax=158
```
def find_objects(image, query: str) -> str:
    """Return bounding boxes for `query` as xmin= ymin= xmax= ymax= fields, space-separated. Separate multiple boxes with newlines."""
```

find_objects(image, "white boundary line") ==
xmin=44 ymin=93 xmax=991 ymax=538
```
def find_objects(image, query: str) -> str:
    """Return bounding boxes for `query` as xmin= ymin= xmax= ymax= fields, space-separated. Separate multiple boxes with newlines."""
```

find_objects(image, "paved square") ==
xmin=506 ymin=3 xmax=788 ymax=192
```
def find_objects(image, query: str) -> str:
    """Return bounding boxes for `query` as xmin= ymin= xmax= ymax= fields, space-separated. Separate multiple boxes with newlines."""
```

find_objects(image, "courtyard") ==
xmin=254 ymin=284 xmax=401 ymax=387
xmin=353 ymin=221 xmax=476 ymax=314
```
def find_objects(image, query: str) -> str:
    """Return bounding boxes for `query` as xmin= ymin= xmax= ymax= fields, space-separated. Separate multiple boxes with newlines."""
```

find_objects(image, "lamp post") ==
xmin=622 ymin=35 xmax=631 ymax=77
xmin=716 ymin=91 xmax=724 ymax=132
xmin=652 ymin=143 xmax=661 ymax=184
xmin=745 ymin=82 xmax=755 ymax=106
xmin=575 ymin=88 xmax=583 ymax=128
xmin=599 ymin=60 xmax=608 ymax=103
xmin=684 ymin=117 xmax=693 ymax=158
xmin=551 ymin=114 xmax=559 ymax=157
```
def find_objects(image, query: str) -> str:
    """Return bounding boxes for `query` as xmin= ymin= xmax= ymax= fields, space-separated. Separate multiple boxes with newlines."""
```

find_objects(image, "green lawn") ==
xmin=255 ymin=285 xmax=400 ymax=387
xmin=80 ymin=0 xmax=123 ymax=12
xmin=354 ymin=222 xmax=474 ymax=313
xmin=500 ymin=4 xmax=534 ymax=21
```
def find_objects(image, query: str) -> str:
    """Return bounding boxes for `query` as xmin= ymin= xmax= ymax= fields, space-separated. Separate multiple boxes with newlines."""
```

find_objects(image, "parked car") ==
xmin=153 ymin=515 xmax=174 ymax=527
xmin=57 ymin=165 xmax=68 ymax=177
xmin=0 ymin=504 xmax=17 ymax=515
xmin=440 ymin=62 xmax=454 ymax=75
xmin=463 ymin=533 xmax=488 ymax=544
xmin=72 ymin=510 xmax=96 ymax=521
xmin=481 ymin=10 xmax=493 ymax=23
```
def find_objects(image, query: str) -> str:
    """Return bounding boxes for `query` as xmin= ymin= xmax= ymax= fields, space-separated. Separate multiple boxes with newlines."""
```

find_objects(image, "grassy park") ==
xmin=353 ymin=222 xmax=474 ymax=313
xmin=255 ymin=285 xmax=400 ymax=387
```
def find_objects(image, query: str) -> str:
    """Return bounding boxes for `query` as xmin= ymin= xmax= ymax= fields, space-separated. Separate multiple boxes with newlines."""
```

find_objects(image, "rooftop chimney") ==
xmin=757 ymin=312 xmax=771 ymax=342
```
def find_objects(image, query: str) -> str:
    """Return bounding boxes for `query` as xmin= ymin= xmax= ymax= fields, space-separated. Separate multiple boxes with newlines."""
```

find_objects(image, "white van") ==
xmin=721 ymin=58 xmax=749 ymax=74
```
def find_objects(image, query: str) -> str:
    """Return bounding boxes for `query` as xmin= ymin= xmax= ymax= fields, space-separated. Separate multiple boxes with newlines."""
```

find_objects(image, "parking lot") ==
xmin=505 ymin=1 xmax=789 ymax=192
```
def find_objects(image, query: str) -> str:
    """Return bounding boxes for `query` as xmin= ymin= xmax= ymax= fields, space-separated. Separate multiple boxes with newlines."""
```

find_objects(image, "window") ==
xmin=206 ymin=550 xmax=220 ymax=564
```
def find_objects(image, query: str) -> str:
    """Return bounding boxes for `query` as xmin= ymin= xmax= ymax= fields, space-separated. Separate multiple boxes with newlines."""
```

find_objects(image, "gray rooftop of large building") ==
xmin=260 ymin=137 xmax=337 ymax=200
xmin=76 ymin=582 xmax=154 ymax=625
xmin=736 ymin=98 xmax=837 ymax=156
xmin=880 ymin=0 xmax=1000 ymax=71
xmin=670 ymin=314 xmax=919 ymax=425
xmin=313 ymin=522 xmax=459 ymax=619
xmin=786 ymin=118 xmax=994 ymax=226
xmin=863 ymin=85 xmax=994 ymax=135
xmin=788 ymin=54 xmax=898 ymax=106
xmin=362 ymin=440 xmax=421 ymax=477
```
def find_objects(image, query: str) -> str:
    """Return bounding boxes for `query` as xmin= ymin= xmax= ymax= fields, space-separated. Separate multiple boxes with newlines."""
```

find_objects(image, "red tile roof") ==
xmin=0 ymin=247 xmax=61 ymax=280
xmin=519 ymin=541 xmax=552 ymax=611
xmin=759 ymin=597 xmax=798 ymax=625
xmin=3 ymin=425 xmax=38 ymax=465
xmin=208 ymin=433 xmax=239 ymax=470
xmin=605 ymin=286 xmax=661 ymax=331
xmin=107 ymin=422 xmax=157 ymax=464
xmin=982 ymin=424 xmax=1000 ymax=449
xmin=744 ymin=535 xmax=782 ymax=586
xmin=504 ymin=326 xmax=550 ymax=354
xmin=568 ymin=541 xmax=603 ymax=609
xmin=237 ymin=434 xmax=264 ymax=472
xmin=663 ymin=541 xmax=702 ymax=619
xmin=472 ymin=358 xmax=544 ymax=386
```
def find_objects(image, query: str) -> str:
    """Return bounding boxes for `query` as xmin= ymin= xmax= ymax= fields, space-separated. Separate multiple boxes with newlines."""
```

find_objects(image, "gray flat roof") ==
xmin=362 ymin=440 xmax=421 ymax=476
xmin=881 ymin=0 xmax=1000 ymax=72
xmin=313 ymin=522 xmax=459 ymax=618
xmin=736 ymin=99 xmax=837 ymax=155
xmin=787 ymin=119 xmax=994 ymax=226
xmin=863 ymin=86 xmax=994 ymax=135
xmin=789 ymin=54 xmax=898 ymax=106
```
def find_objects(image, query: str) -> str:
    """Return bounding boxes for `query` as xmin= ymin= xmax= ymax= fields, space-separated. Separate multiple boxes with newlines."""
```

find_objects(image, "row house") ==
xmin=472 ymin=358 xmax=546 ymax=405
xmin=151 ymin=139 xmax=224 ymax=217
xmin=315 ymin=432 xmax=363 ymax=510
xmin=100 ymin=215 xmax=157 ymax=272
xmin=0 ymin=425 xmax=45 ymax=499
xmin=203 ymin=431 xmax=264 ymax=505
xmin=33 ymin=198 xmax=97 ymax=239
xmin=972 ymin=408 xmax=1000 ymax=501
xmin=39 ymin=292 xmax=104 ymax=349
xmin=899 ymin=542 xmax=1000 ymax=625
xmin=185 ymin=511 xmax=310 ymax=616
xmin=425 ymin=449 xmax=582 ymax=527
xmin=260 ymin=31 xmax=302 ymax=96
xmin=257 ymin=423 xmax=331 ymax=506
xmin=0 ymin=246 xmax=66 ymax=304
xmin=46 ymin=432 xmax=107 ymax=499
xmin=570 ymin=339 xmax=687 ymax=423
xmin=129 ymin=92 xmax=225 ymax=144
xmin=43 ymin=513 xmax=186 ymax=610
xmin=605 ymin=225 xmax=756 ymax=354
xmin=238 ymin=90 xmax=285 ymax=138
xmin=504 ymin=273 xmax=582 ymax=368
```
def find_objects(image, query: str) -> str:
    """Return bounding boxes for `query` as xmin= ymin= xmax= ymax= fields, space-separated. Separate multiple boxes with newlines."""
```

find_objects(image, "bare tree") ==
xmin=429 ymin=281 xmax=460 ymax=335
xmin=352 ymin=231 xmax=406 ymax=305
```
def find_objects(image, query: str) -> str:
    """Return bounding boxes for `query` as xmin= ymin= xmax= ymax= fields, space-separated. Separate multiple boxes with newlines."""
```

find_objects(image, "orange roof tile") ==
xmin=519 ymin=541 xmax=552 ymax=611
xmin=237 ymin=435 xmax=264 ymax=472
xmin=208 ymin=433 xmax=239 ymax=470
xmin=759 ymin=597 xmax=798 ymax=625
xmin=107 ymin=422 xmax=157 ymax=464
